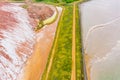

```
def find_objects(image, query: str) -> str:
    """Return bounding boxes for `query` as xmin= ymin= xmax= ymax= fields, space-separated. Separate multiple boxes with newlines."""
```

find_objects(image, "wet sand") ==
xmin=84 ymin=54 xmax=93 ymax=80
xmin=23 ymin=7 xmax=62 ymax=80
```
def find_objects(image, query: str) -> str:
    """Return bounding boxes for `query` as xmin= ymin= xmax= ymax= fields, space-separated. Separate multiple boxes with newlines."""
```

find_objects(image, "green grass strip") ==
xmin=48 ymin=5 xmax=73 ymax=80
xmin=75 ymin=0 xmax=89 ymax=80
xmin=41 ymin=5 xmax=73 ymax=80
xmin=75 ymin=2 xmax=84 ymax=80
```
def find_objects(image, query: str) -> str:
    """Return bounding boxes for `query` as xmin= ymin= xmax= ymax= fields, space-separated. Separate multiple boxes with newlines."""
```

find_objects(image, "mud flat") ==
xmin=80 ymin=0 xmax=120 ymax=80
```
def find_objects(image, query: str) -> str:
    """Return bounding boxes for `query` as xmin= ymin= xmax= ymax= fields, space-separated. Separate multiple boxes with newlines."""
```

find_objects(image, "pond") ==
xmin=80 ymin=0 xmax=120 ymax=80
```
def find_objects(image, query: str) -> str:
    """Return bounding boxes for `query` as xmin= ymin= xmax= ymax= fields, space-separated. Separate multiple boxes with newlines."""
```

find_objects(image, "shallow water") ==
xmin=80 ymin=0 xmax=120 ymax=80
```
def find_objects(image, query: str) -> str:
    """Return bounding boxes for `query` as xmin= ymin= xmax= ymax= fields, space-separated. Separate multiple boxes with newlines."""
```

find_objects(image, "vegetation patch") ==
xmin=34 ymin=21 xmax=44 ymax=31
xmin=42 ymin=5 xmax=73 ymax=80
xmin=75 ymin=2 xmax=84 ymax=80
xmin=35 ymin=0 xmax=79 ymax=3
xmin=43 ymin=8 xmax=58 ymax=25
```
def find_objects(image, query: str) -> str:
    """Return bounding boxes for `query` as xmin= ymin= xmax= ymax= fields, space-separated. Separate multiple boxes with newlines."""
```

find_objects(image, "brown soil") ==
xmin=23 ymin=7 xmax=62 ymax=80
xmin=27 ymin=4 xmax=54 ymax=21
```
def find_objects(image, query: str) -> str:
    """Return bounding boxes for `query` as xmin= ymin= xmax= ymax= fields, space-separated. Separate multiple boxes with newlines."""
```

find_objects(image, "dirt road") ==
xmin=45 ymin=7 xmax=64 ymax=80
xmin=71 ymin=2 xmax=76 ymax=80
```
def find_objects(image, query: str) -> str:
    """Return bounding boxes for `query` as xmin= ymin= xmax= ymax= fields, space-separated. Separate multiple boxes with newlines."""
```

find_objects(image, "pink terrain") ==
xmin=0 ymin=3 xmax=35 ymax=80
xmin=23 ymin=7 xmax=62 ymax=80
xmin=0 ymin=2 xmax=62 ymax=80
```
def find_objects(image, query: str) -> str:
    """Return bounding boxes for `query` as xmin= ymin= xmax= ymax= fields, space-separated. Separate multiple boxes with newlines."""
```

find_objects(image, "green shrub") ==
xmin=35 ymin=0 xmax=79 ymax=3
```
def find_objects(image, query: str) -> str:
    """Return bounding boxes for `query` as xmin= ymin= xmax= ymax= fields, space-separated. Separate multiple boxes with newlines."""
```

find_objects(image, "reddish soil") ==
xmin=0 ymin=2 xmax=62 ymax=80
xmin=0 ymin=9 xmax=17 ymax=30
xmin=27 ymin=4 xmax=54 ymax=21
xmin=0 ymin=3 xmax=35 ymax=80
xmin=23 ymin=7 xmax=62 ymax=80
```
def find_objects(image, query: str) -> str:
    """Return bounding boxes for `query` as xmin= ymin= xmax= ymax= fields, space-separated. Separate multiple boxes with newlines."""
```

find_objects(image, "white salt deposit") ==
xmin=0 ymin=3 xmax=35 ymax=80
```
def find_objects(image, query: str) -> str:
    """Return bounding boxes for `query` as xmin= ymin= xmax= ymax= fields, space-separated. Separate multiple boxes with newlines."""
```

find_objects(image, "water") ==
xmin=80 ymin=0 xmax=120 ymax=80
xmin=0 ymin=3 xmax=35 ymax=80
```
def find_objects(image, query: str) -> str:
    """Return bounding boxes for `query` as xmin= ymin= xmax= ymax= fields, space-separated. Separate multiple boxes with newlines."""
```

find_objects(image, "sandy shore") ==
xmin=84 ymin=54 xmax=93 ymax=80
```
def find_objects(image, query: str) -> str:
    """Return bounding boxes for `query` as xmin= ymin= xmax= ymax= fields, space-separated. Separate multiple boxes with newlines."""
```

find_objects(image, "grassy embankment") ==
xmin=75 ymin=2 xmax=84 ymax=80
xmin=75 ymin=1 xmax=89 ymax=80
xmin=35 ymin=0 xmax=79 ymax=4
xmin=42 ymin=5 xmax=73 ymax=80
xmin=41 ymin=1 xmax=87 ymax=80
xmin=34 ymin=0 xmax=85 ymax=79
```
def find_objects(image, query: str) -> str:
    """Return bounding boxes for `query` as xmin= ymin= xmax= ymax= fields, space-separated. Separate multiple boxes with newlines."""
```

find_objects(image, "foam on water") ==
xmin=0 ymin=3 xmax=35 ymax=80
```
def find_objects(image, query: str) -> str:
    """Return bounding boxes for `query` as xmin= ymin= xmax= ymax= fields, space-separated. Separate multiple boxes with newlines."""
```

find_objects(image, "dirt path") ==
xmin=71 ymin=2 xmax=76 ymax=80
xmin=45 ymin=7 xmax=65 ymax=80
